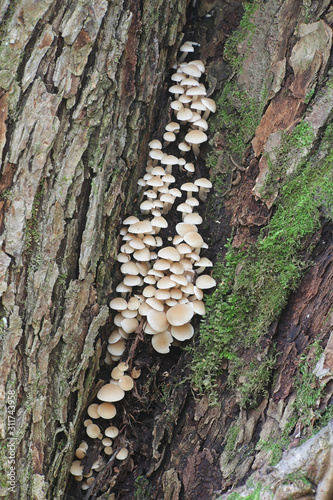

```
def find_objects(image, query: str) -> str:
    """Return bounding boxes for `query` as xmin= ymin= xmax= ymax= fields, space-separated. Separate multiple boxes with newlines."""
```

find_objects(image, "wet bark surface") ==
xmin=0 ymin=0 xmax=332 ymax=499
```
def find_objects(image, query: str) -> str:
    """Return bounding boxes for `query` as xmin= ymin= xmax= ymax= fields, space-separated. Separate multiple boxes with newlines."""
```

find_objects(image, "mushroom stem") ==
xmin=192 ymin=144 xmax=200 ymax=157
xmin=202 ymin=110 xmax=211 ymax=121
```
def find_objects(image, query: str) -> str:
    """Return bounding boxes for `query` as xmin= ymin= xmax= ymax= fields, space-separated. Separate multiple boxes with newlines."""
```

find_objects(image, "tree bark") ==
xmin=0 ymin=1 xmax=189 ymax=498
xmin=1 ymin=1 xmax=333 ymax=500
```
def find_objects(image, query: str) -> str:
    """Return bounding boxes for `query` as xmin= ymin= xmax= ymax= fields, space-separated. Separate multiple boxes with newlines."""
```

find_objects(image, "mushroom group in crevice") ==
xmin=69 ymin=40 xmax=217 ymax=494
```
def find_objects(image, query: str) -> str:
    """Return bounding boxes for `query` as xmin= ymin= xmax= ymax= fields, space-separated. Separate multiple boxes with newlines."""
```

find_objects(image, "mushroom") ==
xmin=116 ymin=448 xmax=129 ymax=460
xmin=195 ymin=274 xmax=216 ymax=289
xmin=97 ymin=383 xmax=125 ymax=403
xmin=166 ymin=303 xmax=193 ymax=326
xmin=152 ymin=330 xmax=173 ymax=353
xmin=70 ymin=461 xmax=84 ymax=477
xmin=170 ymin=323 xmax=194 ymax=341
xmin=97 ymin=403 xmax=117 ymax=419
xmin=105 ymin=426 xmax=119 ymax=438
xmin=86 ymin=424 xmax=100 ymax=439
xmin=147 ymin=309 xmax=169 ymax=332
xmin=87 ymin=404 xmax=100 ymax=419
xmin=184 ymin=130 xmax=207 ymax=156
xmin=119 ymin=375 xmax=134 ymax=391
xmin=180 ymin=182 xmax=199 ymax=199
xmin=201 ymin=97 xmax=217 ymax=120
xmin=169 ymin=84 xmax=185 ymax=100
xmin=194 ymin=177 xmax=212 ymax=201
xmin=178 ymin=41 xmax=195 ymax=62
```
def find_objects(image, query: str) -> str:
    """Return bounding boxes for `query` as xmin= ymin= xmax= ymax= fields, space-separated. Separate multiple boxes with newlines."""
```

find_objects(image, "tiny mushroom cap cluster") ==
xmin=71 ymin=40 xmax=217 ymax=492
xmin=70 ymin=361 xmax=138 ymax=490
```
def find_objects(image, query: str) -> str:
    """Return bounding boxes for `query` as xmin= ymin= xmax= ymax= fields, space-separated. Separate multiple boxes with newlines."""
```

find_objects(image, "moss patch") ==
xmin=190 ymin=121 xmax=333 ymax=406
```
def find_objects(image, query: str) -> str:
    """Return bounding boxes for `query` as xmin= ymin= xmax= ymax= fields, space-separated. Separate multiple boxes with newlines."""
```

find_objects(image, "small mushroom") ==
xmin=184 ymin=130 xmax=207 ymax=156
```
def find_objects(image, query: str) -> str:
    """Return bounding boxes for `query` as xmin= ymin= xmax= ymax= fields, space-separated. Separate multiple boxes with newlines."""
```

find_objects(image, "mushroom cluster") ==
xmin=70 ymin=40 xmax=216 ymax=493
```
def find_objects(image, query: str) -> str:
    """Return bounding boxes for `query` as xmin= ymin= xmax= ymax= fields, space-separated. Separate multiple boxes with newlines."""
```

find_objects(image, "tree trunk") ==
xmin=1 ymin=1 xmax=333 ymax=500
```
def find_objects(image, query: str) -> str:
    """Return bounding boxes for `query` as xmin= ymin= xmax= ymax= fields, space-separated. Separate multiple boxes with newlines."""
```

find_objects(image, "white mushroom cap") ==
xmin=121 ymin=317 xmax=139 ymax=334
xmin=143 ymin=285 xmax=156 ymax=298
xmin=147 ymin=309 xmax=169 ymax=332
xmin=123 ymin=216 xmax=140 ymax=225
xmin=97 ymin=383 xmax=125 ymax=402
xmin=193 ymin=118 xmax=208 ymax=131
xmin=163 ymin=131 xmax=176 ymax=143
xmin=176 ymin=222 xmax=198 ymax=236
xmin=86 ymin=423 xmax=100 ymax=439
xmin=171 ymin=72 xmax=186 ymax=82
xmin=118 ymin=361 xmax=129 ymax=371
xmin=179 ymin=94 xmax=192 ymax=104
xmin=87 ymin=404 xmax=100 ymax=419
xmin=183 ymin=63 xmax=202 ymax=78
xmin=165 ymin=121 xmax=180 ymax=132
xmin=140 ymin=200 xmax=154 ymax=213
xmin=169 ymin=84 xmax=185 ymax=95
xmin=117 ymin=252 xmax=131 ymax=263
xmin=155 ymin=289 xmax=171 ymax=300
xmin=185 ymin=130 xmax=207 ymax=145
xmin=105 ymin=426 xmax=119 ymax=438
xmin=179 ymin=41 xmax=195 ymax=53
xmin=102 ymin=438 xmax=112 ymax=447
xmin=171 ymin=323 xmax=194 ymax=341
xmin=191 ymin=300 xmax=206 ymax=315
xmin=110 ymin=298 xmax=127 ymax=311
xmin=133 ymin=248 xmax=151 ymax=262
xmin=166 ymin=303 xmax=194 ymax=326
xmin=131 ymin=367 xmax=141 ymax=379
xmin=146 ymin=296 xmax=164 ymax=312
xmin=170 ymin=100 xmax=184 ymax=111
xmin=177 ymin=108 xmax=193 ymax=121
xmin=97 ymin=403 xmax=117 ymax=419
xmin=178 ymin=141 xmax=191 ymax=152
xmin=128 ymin=220 xmax=153 ymax=234
xmin=75 ymin=448 xmax=86 ymax=460
xmin=181 ymin=77 xmax=200 ymax=87
xmin=152 ymin=330 xmax=173 ymax=353
xmin=169 ymin=188 xmax=182 ymax=197
xmin=195 ymin=274 xmax=216 ymax=289
xmin=157 ymin=276 xmax=175 ymax=289
xmin=119 ymin=375 xmax=134 ymax=391
xmin=70 ymin=461 xmax=84 ymax=476
xmin=149 ymin=139 xmax=162 ymax=149
xmin=123 ymin=274 xmax=142 ymax=287
xmin=191 ymin=59 xmax=205 ymax=72
xmin=116 ymin=448 xmax=129 ymax=460
xmin=170 ymin=274 xmax=188 ymax=287
xmin=149 ymin=149 xmax=164 ymax=160
xmin=186 ymin=197 xmax=200 ymax=207
xmin=121 ymin=261 xmax=140 ymax=274
xmin=107 ymin=338 xmax=126 ymax=356
xmin=184 ymin=231 xmax=204 ymax=250
xmin=201 ymin=97 xmax=217 ymax=119
xmin=158 ymin=246 xmax=181 ymax=261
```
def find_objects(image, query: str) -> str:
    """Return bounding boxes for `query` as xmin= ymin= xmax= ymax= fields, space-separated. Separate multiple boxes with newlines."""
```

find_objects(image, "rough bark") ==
xmin=0 ymin=1 xmax=189 ymax=498
xmin=1 ymin=0 xmax=333 ymax=500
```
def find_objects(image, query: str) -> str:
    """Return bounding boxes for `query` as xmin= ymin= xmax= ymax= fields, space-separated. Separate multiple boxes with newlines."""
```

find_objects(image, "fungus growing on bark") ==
xmin=184 ymin=130 xmax=208 ymax=156
xmin=73 ymin=39 xmax=217 ymax=491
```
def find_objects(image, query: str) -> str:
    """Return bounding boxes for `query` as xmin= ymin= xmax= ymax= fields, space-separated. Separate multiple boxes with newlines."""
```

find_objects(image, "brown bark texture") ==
xmin=0 ymin=0 xmax=189 ymax=498
xmin=0 ymin=0 xmax=333 ymax=500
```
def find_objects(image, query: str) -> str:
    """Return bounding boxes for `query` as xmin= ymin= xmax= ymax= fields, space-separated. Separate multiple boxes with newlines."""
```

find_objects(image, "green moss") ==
xmin=224 ymin=424 xmax=240 ymax=453
xmin=221 ymin=480 xmax=263 ymax=500
xmin=211 ymin=81 xmax=264 ymax=159
xmin=190 ymin=121 xmax=333 ymax=406
xmin=260 ymin=121 xmax=314 ymax=200
xmin=134 ymin=476 xmax=152 ymax=500
xmin=223 ymin=2 xmax=258 ymax=73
